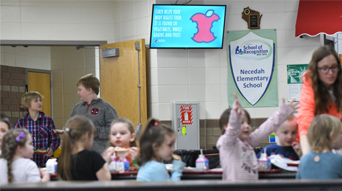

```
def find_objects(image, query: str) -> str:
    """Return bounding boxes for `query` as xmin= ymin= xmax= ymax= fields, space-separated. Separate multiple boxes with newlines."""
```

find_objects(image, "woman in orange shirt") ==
xmin=297 ymin=46 xmax=342 ymax=155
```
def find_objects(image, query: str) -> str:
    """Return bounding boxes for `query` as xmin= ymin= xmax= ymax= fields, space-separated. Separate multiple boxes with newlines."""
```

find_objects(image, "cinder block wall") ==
xmin=162 ymin=118 xmax=270 ymax=150
xmin=0 ymin=65 xmax=27 ymax=126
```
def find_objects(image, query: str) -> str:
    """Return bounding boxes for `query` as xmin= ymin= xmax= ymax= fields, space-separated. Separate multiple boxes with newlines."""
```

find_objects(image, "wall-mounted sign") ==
xmin=227 ymin=29 xmax=278 ymax=107
xmin=180 ymin=105 xmax=193 ymax=125
xmin=242 ymin=7 xmax=262 ymax=29
xmin=287 ymin=64 xmax=308 ymax=101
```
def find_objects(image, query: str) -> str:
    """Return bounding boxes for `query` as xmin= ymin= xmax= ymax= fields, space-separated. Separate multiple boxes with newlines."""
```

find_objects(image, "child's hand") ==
xmin=172 ymin=154 xmax=182 ymax=161
xmin=105 ymin=146 xmax=116 ymax=156
xmin=232 ymin=93 xmax=243 ymax=114
xmin=102 ymin=149 xmax=114 ymax=164
xmin=102 ymin=146 xmax=115 ymax=163
xmin=129 ymin=147 xmax=139 ymax=160
xmin=45 ymin=148 xmax=54 ymax=157
xmin=292 ymin=141 xmax=302 ymax=158
xmin=283 ymin=98 xmax=298 ymax=112
xmin=39 ymin=168 xmax=50 ymax=182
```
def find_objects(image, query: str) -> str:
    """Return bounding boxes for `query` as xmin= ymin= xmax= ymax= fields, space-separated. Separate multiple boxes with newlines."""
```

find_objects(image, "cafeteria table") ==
xmin=110 ymin=169 xmax=296 ymax=180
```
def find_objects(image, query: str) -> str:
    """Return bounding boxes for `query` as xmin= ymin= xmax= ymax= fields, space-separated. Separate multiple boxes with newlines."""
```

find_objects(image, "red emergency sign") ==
xmin=180 ymin=105 xmax=193 ymax=125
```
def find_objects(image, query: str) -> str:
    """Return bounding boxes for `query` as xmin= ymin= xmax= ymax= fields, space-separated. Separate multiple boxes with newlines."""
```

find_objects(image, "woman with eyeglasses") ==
xmin=297 ymin=45 xmax=342 ymax=156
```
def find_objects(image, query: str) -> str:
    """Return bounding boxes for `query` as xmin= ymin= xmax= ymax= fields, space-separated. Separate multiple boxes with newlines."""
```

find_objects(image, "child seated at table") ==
xmin=57 ymin=115 xmax=112 ymax=181
xmin=0 ymin=129 xmax=50 ymax=183
xmin=0 ymin=113 xmax=11 ymax=156
xmin=136 ymin=118 xmax=185 ymax=181
xmin=216 ymin=93 xmax=297 ymax=180
xmin=257 ymin=115 xmax=300 ymax=160
xmin=296 ymin=114 xmax=342 ymax=179
xmin=103 ymin=118 xmax=139 ymax=170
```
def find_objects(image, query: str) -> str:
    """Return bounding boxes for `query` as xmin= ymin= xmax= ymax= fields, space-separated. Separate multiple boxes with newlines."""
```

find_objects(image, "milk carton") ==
xmin=116 ymin=160 xmax=125 ymax=173
xmin=46 ymin=158 xmax=57 ymax=174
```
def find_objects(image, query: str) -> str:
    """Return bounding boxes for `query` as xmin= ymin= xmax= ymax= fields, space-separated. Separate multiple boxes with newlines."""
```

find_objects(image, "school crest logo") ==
xmin=229 ymin=32 xmax=274 ymax=105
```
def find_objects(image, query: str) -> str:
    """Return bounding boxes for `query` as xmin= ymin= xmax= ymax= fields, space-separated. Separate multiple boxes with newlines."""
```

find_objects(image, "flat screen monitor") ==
xmin=149 ymin=4 xmax=227 ymax=49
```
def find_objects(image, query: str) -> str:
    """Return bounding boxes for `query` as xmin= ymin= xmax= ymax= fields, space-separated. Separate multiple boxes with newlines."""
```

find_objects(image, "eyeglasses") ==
xmin=317 ymin=65 xmax=340 ymax=74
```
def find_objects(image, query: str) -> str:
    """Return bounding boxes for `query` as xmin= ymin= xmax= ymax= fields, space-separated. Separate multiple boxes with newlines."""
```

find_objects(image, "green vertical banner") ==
xmin=287 ymin=64 xmax=308 ymax=101
xmin=227 ymin=29 xmax=278 ymax=107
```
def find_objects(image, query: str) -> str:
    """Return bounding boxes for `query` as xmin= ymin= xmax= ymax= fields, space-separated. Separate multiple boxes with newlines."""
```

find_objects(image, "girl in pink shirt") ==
xmin=216 ymin=94 xmax=297 ymax=180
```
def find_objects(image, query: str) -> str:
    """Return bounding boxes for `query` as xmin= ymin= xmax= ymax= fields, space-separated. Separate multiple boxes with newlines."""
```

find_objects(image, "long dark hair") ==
xmin=57 ymin=115 xmax=96 ymax=180
xmin=306 ymin=46 xmax=342 ymax=115
xmin=136 ymin=118 xmax=174 ymax=166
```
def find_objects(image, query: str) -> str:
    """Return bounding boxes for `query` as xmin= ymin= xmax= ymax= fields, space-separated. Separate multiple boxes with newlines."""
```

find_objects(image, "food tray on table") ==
xmin=208 ymin=168 xmax=223 ymax=174
xmin=286 ymin=160 xmax=300 ymax=167
xmin=183 ymin=167 xmax=208 ymax=174
xmin=258 ymin=169 xmax=282 ymax=174
xmin=270 ymin=155 xmax=299 ymax=172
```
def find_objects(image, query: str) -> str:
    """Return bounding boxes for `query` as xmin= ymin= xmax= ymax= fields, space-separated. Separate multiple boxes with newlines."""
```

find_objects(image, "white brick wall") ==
xmin=0 ymin=0 xmax=322 ymax=122
xmin=0 ymin=46 xmax=51 ymax=70
xmin=151 ymin=0 xmax=320 ymax=120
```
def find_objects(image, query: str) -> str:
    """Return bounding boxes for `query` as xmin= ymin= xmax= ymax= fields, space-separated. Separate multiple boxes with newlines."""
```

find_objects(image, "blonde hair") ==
xmin=21 ymin=91 xmax=43 ymax=110
xmin=308 ymin=114 xmax=342 ymax=152
xmin=57 ymin=115 xmax=96 ymax=180
xmin=76 ymin=74 xmax=100 ymax=95
xmin=1 ymin=129 xmax=30 ymax=183
xmin=109 ymin=118 xmax=137 ymax=147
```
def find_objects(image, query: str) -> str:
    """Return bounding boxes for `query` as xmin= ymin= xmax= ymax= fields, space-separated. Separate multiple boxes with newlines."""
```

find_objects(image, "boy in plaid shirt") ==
xmin=15 ymin=91 xmax=60 ymax=167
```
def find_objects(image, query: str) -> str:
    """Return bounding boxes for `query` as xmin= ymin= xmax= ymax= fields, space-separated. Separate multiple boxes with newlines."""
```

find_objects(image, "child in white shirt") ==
xmin=0 ymin=129 xmax=49 ymax=183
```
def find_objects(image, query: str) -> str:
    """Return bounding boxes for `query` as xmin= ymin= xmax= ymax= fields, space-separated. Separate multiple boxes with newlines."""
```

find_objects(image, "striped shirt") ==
xmin=216 ymin=104 xmax=293 ymax=180
xmin=14 ymin=112 xmax=60 ymax=167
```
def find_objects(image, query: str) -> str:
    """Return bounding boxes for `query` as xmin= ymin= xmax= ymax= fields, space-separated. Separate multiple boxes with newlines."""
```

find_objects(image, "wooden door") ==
xmin=100 ymin=39 xmax=147 ymax=129
xmin=27 ymin=71 xmax=51 ymax=116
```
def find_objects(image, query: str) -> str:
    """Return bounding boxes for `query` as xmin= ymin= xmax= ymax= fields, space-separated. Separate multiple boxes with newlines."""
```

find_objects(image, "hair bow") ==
xmin=16 ymin=131 xmax=26 ymax=142
xmin=63 ymin=127 xmax=70 ymax=132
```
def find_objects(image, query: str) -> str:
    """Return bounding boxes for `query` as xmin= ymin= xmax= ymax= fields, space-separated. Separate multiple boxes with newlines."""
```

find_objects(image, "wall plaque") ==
xmin=242 ymin=7 xmax=262 ymax=29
